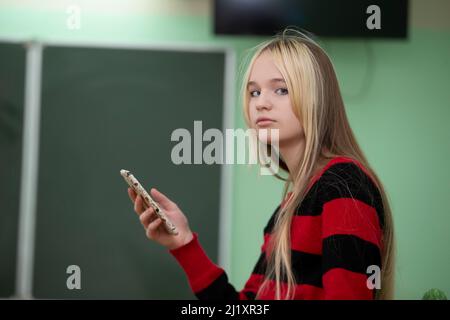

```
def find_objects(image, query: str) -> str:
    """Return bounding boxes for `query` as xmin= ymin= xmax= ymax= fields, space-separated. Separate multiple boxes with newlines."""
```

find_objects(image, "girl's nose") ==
xmin=256 ymin=95 xmax=273 ymax=111
xmin=256 ymin=103 xmax=273 ymax=111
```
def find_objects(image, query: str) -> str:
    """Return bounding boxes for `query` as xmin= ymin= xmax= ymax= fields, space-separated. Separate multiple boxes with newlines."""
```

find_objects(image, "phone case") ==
xmin=120 ymin=169 xmax=178 ymax=235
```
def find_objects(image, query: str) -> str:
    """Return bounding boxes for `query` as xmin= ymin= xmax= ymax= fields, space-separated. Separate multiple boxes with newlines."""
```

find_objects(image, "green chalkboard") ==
xmin=0 ymin=42 xmax=26 ymax=298
xmin=32 ymin=45 xmax=228 ymax=299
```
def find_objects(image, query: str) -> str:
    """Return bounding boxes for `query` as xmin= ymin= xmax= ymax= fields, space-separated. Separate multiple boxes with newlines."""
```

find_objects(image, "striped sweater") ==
xmin=169 ymin=156 xmax=385 ymax=300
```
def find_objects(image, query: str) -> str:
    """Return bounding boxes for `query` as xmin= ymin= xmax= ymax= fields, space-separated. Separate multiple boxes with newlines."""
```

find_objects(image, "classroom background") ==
xmin=0 ymin=0 xmax=449 ymax=300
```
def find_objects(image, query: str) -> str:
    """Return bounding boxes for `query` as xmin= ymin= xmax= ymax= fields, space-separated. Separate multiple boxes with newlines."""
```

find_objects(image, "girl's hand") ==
xmin=127 ymin=187 xmax=194 ymax=250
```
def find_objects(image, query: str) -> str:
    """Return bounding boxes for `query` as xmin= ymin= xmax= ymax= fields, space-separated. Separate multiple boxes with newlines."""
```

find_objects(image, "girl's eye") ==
xmin=276 ymin=88 xmax=288 ymax=95
xmin=249 ymin=88 xmax=288 ymax=98
xmin=250 ymin=90 xmax=260 ymax=97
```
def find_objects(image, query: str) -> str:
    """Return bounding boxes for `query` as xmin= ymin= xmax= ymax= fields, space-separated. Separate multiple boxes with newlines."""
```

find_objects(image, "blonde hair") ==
xmin=239 ymin=27 xmax=395 ymax=300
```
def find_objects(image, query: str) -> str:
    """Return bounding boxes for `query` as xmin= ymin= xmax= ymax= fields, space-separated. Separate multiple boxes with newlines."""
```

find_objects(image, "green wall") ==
xmin=1 ymin=0 xmax=449 ymax=299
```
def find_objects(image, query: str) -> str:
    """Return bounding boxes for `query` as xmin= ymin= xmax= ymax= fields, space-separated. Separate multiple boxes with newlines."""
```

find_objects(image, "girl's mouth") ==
xmin=257 ymin=120 xmax=276 ymax=127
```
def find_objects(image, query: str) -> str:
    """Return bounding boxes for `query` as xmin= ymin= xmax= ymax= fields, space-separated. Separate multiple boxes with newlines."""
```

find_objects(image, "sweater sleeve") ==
xmin=169 ymin=232 xmax=263 ymax=300
xmin=319 ymin=166 xmax=384 ymax=300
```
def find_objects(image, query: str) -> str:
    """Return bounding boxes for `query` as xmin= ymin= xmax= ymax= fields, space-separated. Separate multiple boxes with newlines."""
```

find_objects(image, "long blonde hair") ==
xmin=239 ymin=27 xmax=395 ymax=300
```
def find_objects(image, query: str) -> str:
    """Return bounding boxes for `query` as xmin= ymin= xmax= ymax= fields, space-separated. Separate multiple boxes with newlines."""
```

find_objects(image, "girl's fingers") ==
xmin=146 ymin=218 xmax=163 ymax=239
xmin=128 ymin=188 xmax=145 ymax=215
xmin=128 ymin=188 xmax=136 ymax=202
xmin=133 ymin=195 xmax=139 ymax=213
xmin=134 ymin=195 xmax=146 ymax=215
xmin=139 ymin=207 xmax=157 ymax=227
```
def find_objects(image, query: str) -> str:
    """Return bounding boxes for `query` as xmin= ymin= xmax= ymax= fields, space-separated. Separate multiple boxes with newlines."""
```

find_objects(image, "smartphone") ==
xmin=120 ymin=169 xmax=178 ymax=235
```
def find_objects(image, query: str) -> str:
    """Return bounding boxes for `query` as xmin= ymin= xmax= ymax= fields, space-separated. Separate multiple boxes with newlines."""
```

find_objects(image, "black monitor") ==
xmin=214 ymin=0 xmax=409 ymax=38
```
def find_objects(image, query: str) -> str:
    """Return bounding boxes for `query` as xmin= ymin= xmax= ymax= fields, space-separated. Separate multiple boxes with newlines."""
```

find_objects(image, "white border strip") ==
xmin=217 ymin=48 xmax=236 ymax=275
xmin=14 ymin=41 xmax=43 ymax=300
xmin=37 ymin=38 xmax=230 ymax=54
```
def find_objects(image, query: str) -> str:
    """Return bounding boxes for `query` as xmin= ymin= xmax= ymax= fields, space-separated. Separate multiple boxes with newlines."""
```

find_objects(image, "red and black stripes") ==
xmin=169 ymin=157 xmax=385 ymax=300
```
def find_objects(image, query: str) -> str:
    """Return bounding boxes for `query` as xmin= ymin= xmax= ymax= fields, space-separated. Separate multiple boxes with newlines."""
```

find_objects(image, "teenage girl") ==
xmin=127 ymin=28 xmax=395 ymax=300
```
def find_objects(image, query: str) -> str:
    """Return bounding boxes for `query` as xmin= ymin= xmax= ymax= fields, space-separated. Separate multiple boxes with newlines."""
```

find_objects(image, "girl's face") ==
xmin=247 ymin=51 xmax=304 ymax=147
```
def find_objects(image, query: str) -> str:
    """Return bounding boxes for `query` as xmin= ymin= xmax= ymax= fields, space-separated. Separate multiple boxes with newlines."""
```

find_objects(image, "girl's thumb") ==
xmin=150 ymin=188 xmax=175 ymax=209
